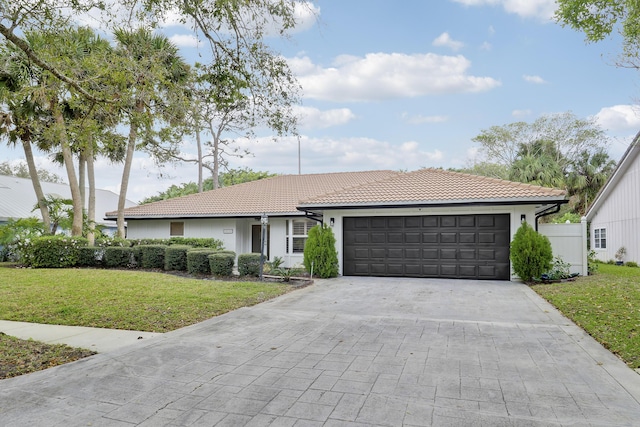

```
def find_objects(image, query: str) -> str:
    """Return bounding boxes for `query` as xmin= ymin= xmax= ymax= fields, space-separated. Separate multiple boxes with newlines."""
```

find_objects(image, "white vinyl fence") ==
xmin=538 ymin=218 xmax=588 ymax=277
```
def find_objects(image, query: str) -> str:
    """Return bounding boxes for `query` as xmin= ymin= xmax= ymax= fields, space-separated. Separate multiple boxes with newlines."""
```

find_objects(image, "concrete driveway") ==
xmin=2 ymin=277 xmax=640 ymax=426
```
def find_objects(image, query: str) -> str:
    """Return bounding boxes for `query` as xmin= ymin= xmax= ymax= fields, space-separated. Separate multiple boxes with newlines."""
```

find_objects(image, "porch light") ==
xmin=521 ymin=214 xmax=526 ymax=223
xmin=330 ymin=218 xmax=335 ymax=227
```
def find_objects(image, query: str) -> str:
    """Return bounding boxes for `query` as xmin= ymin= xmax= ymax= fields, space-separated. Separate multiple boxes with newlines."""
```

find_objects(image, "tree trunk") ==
xmin=21 ymin=139 xmax=52 ymax=233
xmin=117 ymin=104 xmax=142 ymax=238
xmin=195 ymin=119 xmax=203 ymax=193
xmin=55 ymin=108 xmax=83 ymax=236
xmin=78 ymin=153 xmax=86 ymax=209
xmin=86 ymin=144 xmax=96 ymax=246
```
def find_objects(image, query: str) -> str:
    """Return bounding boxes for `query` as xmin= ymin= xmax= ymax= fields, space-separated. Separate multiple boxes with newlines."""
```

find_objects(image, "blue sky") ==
xmin=3 ymin=0 xmax=640 ymax=202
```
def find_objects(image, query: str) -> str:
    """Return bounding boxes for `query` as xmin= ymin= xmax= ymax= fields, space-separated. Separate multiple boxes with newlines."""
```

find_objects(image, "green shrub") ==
xmin=164 ymin=245 xmax=192 ymax=271
xmin=77 ymin=247 xmax=102 ymax=267
xmin=137 ymin=245 xmax=168 ymax=269
xmin=129 ymin=238 xmax=170 ymax=247
xmin=104 ymin=247 xmax=134 ymax=268
xmin=626 ymin=261 xmax=639 ymax=268
xmin=22 ymin=235 xmax=88 ymax=268
xmin=186 ymin=249 xmax=219 ymax=275
xmin=303 ymin=224 xmax=339 ymax=278
xmin=510 ymin=222 xmax=553 ymax=282
xmin=209 ymin=252 xmax=236 ymax=277
xmin=0 ymin=217 xmax=46 ymax=262
xmin=95 ymin=237 xmax=131 ymax=247
xmin=169 ymin=237 xmax=224 ymax=249
xmin=238 ymin=253 xmax=261 ymax=276
xmin=587 ymin=250 xmax=599 ymax=275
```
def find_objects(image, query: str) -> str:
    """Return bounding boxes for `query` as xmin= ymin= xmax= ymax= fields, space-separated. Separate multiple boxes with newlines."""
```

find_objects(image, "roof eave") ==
xmin=106 ymin=211 xmax=307 ymax=221
xmin=297 ymin=196 xmax=567 ymax=211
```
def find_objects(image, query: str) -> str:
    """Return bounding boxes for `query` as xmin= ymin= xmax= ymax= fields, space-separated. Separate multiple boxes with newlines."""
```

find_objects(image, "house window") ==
xmin=594 ymin=228 xmax=606 ymax=249
xmin=286 ymin=220 xmax=316 ymax=254
xmin=170 ymin=221 xmax=184 ymax=236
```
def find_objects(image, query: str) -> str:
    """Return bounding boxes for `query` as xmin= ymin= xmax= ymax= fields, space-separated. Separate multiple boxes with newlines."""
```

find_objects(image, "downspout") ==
xmin=534 ymin=203 xmax=562 ymax=231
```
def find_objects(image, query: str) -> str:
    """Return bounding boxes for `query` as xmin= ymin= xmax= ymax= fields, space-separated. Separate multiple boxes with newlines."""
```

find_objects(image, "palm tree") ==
xmin=566 ymin=148 xmax=616 ymax=215
xmin=113 ymin=28 xmax=190 ymax=238
xmin=0 ymin=41 xmax=53 ymax=232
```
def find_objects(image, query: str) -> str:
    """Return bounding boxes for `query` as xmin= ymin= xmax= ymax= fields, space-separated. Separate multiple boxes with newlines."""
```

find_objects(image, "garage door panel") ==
xmin=441 ymin=233 xmax=457 ymax=243
xmin=423 ymin=232 xmax=438 ymax=243
xmin=440 ymin=248 xmax=457 ymax=259
xmin=343 ymin=214 xmax=510 ymax=279
xmin=405 ymin=233 xmax=421 ymax=243
xmin=371 ymin=248 xmax=385 ymax=258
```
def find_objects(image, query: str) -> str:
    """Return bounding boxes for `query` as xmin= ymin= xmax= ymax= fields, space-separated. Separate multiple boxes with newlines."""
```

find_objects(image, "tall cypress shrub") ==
xmin=510 ymin=222 xmax=553 ymax=282
xmin=303 ymin=224 xmax=339 ymax=278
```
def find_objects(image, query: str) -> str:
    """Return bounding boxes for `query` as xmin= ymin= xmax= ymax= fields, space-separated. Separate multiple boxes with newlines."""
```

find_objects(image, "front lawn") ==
xmin=0 ymin=264 xmax=290 ymax=332
xmin=532 ymin=263 xmax=640 ymax=369
xmin=0 ymin=263 xmax=293 ymax=379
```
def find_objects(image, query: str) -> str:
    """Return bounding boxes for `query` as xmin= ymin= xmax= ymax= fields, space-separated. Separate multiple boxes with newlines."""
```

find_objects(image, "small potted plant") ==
xmin=615 ymin=246 xmax=627 ymax=266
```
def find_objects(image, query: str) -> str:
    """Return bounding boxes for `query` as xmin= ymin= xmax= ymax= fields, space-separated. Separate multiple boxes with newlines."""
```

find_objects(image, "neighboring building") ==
xmin=107 ymin=168 xmax=568 ymax=280
xmin=0 ymin=174 xmax=136 ymax=235
xmin=586 ymin=132 xmax=640 ymax=264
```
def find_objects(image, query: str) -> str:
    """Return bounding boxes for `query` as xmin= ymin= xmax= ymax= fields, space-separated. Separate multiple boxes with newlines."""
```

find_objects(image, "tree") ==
xmin=555 ymin=0 xmax=640 ymax=62
xmin=449 ymin=162 xmax=510 ymax=180
xmin=472 ymin=112 xmax=606 ymax=172
xmin=303 ymin=224 xmax=339 ymax=278
xmin=566 ymin=148 xmax=616 ymax=215
xmin=113 ymin=28 xmax=189 ymax=238
xmin=139 ymin=168 xmax=275 ymax=204
xmin=0 ymin=161 xmax=64 ymax=183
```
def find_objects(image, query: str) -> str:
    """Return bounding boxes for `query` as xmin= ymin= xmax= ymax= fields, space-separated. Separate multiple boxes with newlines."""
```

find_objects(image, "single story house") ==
xmin=586 ymin=131 xmax=640 ymax=264
xmin=107 ymin=168 xmax=567 ymax=280
xmin=0 ymin=174 xmax=136 ymax=235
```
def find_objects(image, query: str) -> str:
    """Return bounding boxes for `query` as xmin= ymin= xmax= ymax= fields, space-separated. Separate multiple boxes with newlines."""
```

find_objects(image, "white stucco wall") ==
xmin=126 ymin=217 xmax=299 ymax=266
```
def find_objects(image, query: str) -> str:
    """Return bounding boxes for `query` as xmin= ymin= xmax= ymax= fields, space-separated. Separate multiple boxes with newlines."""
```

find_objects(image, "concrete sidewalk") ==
xmin=0 ymin=320 xmax=162 ymax=353
xmin=2 ymin=277 xmax=640 ymax=426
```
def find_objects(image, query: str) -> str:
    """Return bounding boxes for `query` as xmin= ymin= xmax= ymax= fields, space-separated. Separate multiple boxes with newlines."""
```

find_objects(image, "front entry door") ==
xmin=251 ymin=224 xmax=270 ymax=259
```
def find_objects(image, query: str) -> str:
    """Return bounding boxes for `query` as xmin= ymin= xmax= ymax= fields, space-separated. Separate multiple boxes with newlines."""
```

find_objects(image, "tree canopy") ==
xmin=140 ymin=168 xmax=276 ymax=204
xmin=465 ymin=112 xmax=616 ymax=217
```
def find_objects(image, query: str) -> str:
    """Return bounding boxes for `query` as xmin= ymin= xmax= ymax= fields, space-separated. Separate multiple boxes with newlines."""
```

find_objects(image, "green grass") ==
xmin=532 ymin=263 xmax=640 ymax=369
xmin=0 ymin=264 xmax=290 ymax=333
xmin=0 ymin=333 xmax=96 ymax=379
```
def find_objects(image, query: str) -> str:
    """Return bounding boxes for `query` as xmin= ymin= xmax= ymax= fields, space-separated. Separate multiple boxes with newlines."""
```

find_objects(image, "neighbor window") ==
xmin=594 ymin=228 xmax=606 ymax=249
xmin=170 ymin=221 xmax=184 ymax=236
xmin=286 ymin=220 xmax=315 ymax=254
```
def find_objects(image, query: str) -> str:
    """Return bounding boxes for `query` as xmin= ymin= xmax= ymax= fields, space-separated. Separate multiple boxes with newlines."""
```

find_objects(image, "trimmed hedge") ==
xmin=238 ymin=253 xmax=261 ymax=277
xmin=127 ymin=237 xmax=224 ymax=249
xmin=187 ymin=249 xmax=219 ymax=275
xmin=209 ymin=252 xmax=236 ymax=277
xmin=164 ymin=245 xmax=192 ymax=271
xmin=104 ymin=247 xmax=134 ymax=268
xmin=22 ymin=235 xmax=88 ymax=268
xmin=138 ymin=245 xmax=168 ymax=269
xmin=78 ymin=247 xmax=102 ymax=267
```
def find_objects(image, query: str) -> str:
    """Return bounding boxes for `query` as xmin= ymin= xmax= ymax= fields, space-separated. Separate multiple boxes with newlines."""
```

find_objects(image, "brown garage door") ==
xmin=343 ymin=214 xmax=510 ymax=280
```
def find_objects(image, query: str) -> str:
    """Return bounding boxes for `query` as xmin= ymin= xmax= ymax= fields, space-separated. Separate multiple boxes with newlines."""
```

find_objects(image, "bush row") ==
xmin=18 ymin=236 xmax=264 ymax=277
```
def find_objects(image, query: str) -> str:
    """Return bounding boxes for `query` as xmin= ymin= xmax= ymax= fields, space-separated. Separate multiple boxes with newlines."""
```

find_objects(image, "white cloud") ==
xmin=512 ymin=109 xmax=532 ymax=117
xmin=402 ymin=113 xmax=449 ymax=124
xmin=480 ymin=42 xmax=492 ymax=51
xmin=228 ymin=136 xmax=445 ymax=173
xmin=169 ymin=34 xmax=201 ymax=48
xmin=294 ymin=106 xmax=356 ymax=130
xmin=594 ymin=105 xmax=640 ymax=131
xmin=432 ymin=32 xmax=464 ymax=51
xmin=451 ymin=0 xmax=556 ymax=21
xmin=488 ymin=25 xmax=496 ymax=35
xmin=292 ymin=53 xmax=501 ymax=102
xmin=523 ymin=74 xmax=547 ymax=84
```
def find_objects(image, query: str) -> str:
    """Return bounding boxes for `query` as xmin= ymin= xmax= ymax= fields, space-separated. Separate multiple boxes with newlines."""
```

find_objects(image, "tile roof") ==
xmin=109 ymin=168 xmax=566 ymax=219
xmin=298 ymin=168 xmax=566 ymax=208
xmin=107 ymin=170 xmax=399 ymax=219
